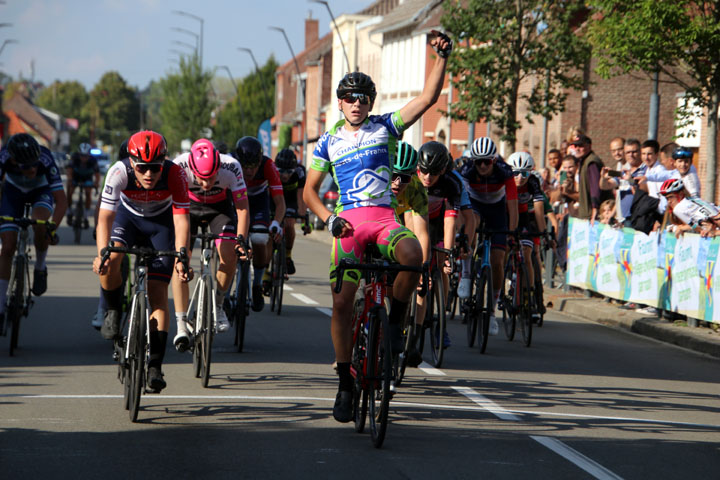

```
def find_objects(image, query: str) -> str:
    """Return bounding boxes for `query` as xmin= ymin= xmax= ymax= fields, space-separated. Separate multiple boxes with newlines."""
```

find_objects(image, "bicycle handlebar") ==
xmin=0 ymin=216 xmax=56 ymax=230
xmin=99 ymin=242 xmax=188 ymax=274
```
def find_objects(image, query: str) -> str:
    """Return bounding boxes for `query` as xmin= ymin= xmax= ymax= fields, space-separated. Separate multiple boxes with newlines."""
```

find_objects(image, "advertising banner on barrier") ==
xmin=566 ymin=218 xmax=720 ymax=323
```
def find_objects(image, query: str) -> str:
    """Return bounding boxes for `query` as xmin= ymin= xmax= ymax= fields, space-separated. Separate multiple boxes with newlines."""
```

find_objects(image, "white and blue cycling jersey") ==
xmin=0 ymin=145 xmax=64 ymax=193
xmin=311 ymin=112 xmax=406 ymax=212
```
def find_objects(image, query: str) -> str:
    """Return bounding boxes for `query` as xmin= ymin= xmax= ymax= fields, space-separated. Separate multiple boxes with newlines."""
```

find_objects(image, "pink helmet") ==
xmin=189 ymin=138 xmax=220 ymax=179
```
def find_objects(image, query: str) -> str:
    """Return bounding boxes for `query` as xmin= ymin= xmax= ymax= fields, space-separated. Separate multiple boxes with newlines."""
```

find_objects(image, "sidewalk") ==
xmin=301 ymin=226 xmax=720 ymax=359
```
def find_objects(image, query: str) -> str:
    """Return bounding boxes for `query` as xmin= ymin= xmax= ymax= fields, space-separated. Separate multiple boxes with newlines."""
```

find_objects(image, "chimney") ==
xmin=305 ymin=13 xmax=318 ymax=48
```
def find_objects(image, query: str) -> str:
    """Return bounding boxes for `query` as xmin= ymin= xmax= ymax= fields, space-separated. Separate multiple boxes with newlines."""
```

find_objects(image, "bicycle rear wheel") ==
xmin=517 ymin=262 xmax=533 ymax=347
xmin=477 ymin=265 xmax=492 ymax=354
xmin=446 ymin=271 xmax=459 ymax=321
xmin=199 ymin=278 xmax=213 ymax=387
xmin=351 ymin=293 xmax=368 ymax=433
xmin=368 ymin=308 xmax=391 ymax=448
xmin=502 ymin=259 xmax=517 ymax=341
xmin=128 ymin=293 xmax=147 ymax=422
xmin=427 ymin=269 xmax=446 ymax=368
xmin=234 ymin=261 xmax=249 ymax=352
xmin=532 ymin=253 xmax=545 ymax=327
xmin=8 ymin=255 xmax=25 ymax=356
xmin=275 ymin=243 xmax=285 ymax=315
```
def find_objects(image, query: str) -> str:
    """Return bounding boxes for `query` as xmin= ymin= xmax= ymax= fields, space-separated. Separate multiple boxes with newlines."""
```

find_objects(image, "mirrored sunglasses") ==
xmin=134 ymin=162 xmax=163 ymax=174
xmin=342 ymin=93 xmax=370 ymax=105
xmin=392 ymin=172 xmax=412 ymax=184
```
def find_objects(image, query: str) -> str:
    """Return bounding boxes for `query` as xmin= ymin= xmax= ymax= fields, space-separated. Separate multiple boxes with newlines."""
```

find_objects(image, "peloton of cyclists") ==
xmin=171 ymin=138 xmax=250 ymax=351
xmin=304 ymin=29 xmax=453 ymax=423
xmin=93 ymin=130 xmax=191 ymax=392
xmin=234 ymin=136 xmax=286 ymax=313
xmin=66 ymin=142 xmax=100 ymax=229
xmin=0 ymin=133 xmax=66 ymax=323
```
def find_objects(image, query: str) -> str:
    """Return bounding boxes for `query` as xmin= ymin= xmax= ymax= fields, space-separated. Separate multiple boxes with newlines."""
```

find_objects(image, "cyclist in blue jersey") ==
xmin=66 ymin=142 xmax=100 ymax=228
xmin=304 ymin=30 xmax=452 ymax=423
xmin=0 ymin=134 xmax=67 ymax=324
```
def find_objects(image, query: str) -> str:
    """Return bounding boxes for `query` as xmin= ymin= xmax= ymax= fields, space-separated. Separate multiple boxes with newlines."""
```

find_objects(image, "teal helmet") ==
xmin=393 ymin=141 xmax=418 ymax=174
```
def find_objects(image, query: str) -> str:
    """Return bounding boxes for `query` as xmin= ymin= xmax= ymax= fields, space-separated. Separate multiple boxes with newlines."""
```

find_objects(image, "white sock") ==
xmin=175 ymin=311 xmax=187 ymax=328
xmin=0 ymin=279 xmax=7 ymax=314
xmin=35 ymin=250 xmax=48 ymax=271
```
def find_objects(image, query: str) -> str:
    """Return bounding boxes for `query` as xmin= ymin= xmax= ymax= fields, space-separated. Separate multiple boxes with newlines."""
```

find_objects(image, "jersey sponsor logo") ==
xmin=105 ymin=185 xmax=113 ymax=195
xmin=346 ymin=168 xmax=390 ymax=202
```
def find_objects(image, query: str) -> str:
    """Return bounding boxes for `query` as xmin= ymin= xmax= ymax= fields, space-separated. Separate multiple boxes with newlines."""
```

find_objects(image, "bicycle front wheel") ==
xmin=517 ymin=262 xmax=533 ymax=347
xmin=276 ymin=243 xmax=285 ymax=315
xmin=350 ymin=293 xmax=368 ymax=433
xmin=477 ymin=266 xmax=492 ymax=354
xmin=128 ymin=293 xmax=147 ymax=422
xmin=465 ymin=267 xmax=479 ymax=348
xmin=8 ymin=255 xmax=25 ymax=356
xmin=428 ymin=270 xmax=446 ymax=368
xmin=199 ymin=278 xmax=213 ymax=387
xmin=502 ymin=260 xmax=517 ymax=341
xmin=368 ymin=308 xmax=392 ymax=448
xmin=234 ymin=261 xmax=250 ymax=352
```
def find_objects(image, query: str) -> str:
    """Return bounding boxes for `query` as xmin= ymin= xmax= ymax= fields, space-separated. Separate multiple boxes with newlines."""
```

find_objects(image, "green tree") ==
xmin=85 ymin=71 xmax=140 ymax=148
xmin=442 ymin=0 xmax=590 ymax=150
xmin=587 ymin=0 xmax=720 ymax=202
xmin=213 ymin=56 xmax=277 ymax=144
xmin=141 ymin=80 xmax=164 ymax=132
xmin=35 ymin=80 xmax=89 ymax=150
xmin=159 ymin=55 xmax=215 ymax=152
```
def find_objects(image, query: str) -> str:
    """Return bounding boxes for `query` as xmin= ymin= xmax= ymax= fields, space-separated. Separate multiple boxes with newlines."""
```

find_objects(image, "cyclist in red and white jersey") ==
xmin=234 ymin=136 xmax=286 ymax=312
xmin=171 ymin=138 xmax=250 ymax=351
xmin=93 ymin=130 xmax=190 ymax=392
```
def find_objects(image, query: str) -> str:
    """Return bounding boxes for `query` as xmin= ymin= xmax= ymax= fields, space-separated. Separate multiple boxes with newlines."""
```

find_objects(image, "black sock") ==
xmin=388 ymin=297 xmax=408 ymax=325
xmin=337 ymin=362 xmax=352 ymax=392
xmin=148 ymin=330 xmax=168 ymax=369
xmin=101 ymin=287 xmax=123 ymax=312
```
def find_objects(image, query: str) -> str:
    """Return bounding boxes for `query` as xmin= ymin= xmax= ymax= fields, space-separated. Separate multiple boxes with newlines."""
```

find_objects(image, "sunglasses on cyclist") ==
xmin=514 ymin=170 xmax=530 ymax=178
xmin=278 ymin=168 xmax=295 ymax=175
xmin=392 ymin=172 xmax=412 ymax=184
xmin=418 ymin=166 xmax=443 ymax=176
xmin=476 ymin=157 xmax=494 ymax=166
xmin=341 ymin=93 xmax=371 ymax=105
xmin=12 ymin=160 xmax=39 ymax=171
xmin=133 ymin=162 xmax=163 ymax=174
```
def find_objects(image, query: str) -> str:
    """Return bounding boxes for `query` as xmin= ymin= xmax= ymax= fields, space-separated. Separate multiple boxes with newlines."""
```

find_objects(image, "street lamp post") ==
xmin=238 ymin=47 xmax=272 ymax=118
xmin=172 ymin=10 xmax=204 ymax=69
xmin=171 ymin=27 xmax=200 ymax=55
xmin=172 ymin=40 xmax=196 ymax=52
xmin=0 ymin=39 xmax=18 ymax=57
xmin=217 ymin=65 xmax=245 ymax=135
xmin=269 ymin=26 xmax=306 ymax=159
xmin=310 ymin=0 xmax=351 ymax=73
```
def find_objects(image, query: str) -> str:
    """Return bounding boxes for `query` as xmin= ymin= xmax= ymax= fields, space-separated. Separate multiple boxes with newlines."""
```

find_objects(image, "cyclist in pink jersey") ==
xmin=171 ymin=138 xmax=250 ymax=350
xmin=304 ymin=30 xmax=453 ymax=423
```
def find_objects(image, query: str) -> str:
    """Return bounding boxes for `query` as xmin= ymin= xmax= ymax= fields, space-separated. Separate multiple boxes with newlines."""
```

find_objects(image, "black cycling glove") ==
xmin=326 ymin=214 xmax=348 ymax=238
xmin=434 ymin=32 xmax=453 ymax=58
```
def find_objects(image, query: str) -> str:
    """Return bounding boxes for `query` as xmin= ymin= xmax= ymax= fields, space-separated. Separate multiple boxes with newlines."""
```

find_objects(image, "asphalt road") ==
xmin=1 ymin=225 xmax=719 ymax=479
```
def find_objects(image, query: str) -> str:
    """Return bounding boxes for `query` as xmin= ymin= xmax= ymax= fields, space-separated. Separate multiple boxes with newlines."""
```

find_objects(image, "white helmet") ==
xmin=507 ymin=151 xmax=534 ymax=171
xmin=470 ymin=137 xmax=497 ymax=159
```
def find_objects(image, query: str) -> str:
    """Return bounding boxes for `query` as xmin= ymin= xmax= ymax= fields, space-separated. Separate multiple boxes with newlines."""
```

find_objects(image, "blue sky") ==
xmin=1 ymin=0 xmax=374 ymax=90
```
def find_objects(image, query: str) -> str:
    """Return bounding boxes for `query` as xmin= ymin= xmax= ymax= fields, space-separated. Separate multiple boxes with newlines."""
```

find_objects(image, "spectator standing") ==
xmin=573 ymin=135 xmax=612 ymax=222
xmin=609 ymin=137 xmax=626 ymax=170
xmin=601 ymin=138 xmax=645 ymax=225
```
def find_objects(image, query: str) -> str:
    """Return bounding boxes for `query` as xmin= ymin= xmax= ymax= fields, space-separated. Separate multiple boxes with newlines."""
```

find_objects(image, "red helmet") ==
xmin=128 ymin=130 xmax=167 ymax=163
xmin=189 ymin=138 xmax=220 ymax=179
xmin=660 ymin=178 xmax=684 ymax=196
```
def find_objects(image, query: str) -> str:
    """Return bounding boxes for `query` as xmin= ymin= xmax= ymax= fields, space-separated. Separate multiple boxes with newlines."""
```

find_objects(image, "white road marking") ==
xmin=283 ymin=285 xmax=294 ymax=291
xmin=531 ymin=436 xmax=624 ymax=480
xmin=418 ymin=362 xmax=446 ymax=376
xmin=316 ymin=307 xmax=332 ymax=317
xmin=291 ymin=293 xmax=318 ymax=305
xmin=453 ymin=386 xmax=624 ymax=479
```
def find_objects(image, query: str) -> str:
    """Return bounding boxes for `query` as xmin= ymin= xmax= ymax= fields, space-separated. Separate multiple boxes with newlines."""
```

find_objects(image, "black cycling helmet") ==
xmin=7 ymin=133 xmax=41 ymax=165
xmin=393 ymin=141 xmax=418 ymax=174
xmin=275 ymin=148 xmax=297 ymax=171
xmin=234 ymin=136 xmax=263 ymax=168
xmin=418 ymin=141 xmax=450 ymax=175
xmin=336 ymin=72 xmax=377 ymax=102
xmin=118 ymin=139 xmax=129 ymax=160
xmin=213 ymin=140 xmax=229 ymax=155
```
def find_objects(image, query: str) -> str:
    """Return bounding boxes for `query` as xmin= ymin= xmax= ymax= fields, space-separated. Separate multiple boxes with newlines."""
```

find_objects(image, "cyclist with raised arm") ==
xmin=508 ymin=152 xmax=547 ymax=323
xmin=171 ymin=138 xmax=250 ymax=351
xmin=0 ymin=133 xmax=67 ymax=323
xmin=66 ymin=142 xmax=100 ymax=228
xmin=303 ymin=30 xmax=452 ymax=423
xmin=459 ymin=137 xmax=519 ymax=336
xmin=92 ymin=130 xmax=191 ymax=391
xmin=392 ymin=141 xmax=429 ymax=367
xmin=234 ymin=136 xmax=286 ymax=312
xmin=272 ymin=148 xmax=310 ymax=276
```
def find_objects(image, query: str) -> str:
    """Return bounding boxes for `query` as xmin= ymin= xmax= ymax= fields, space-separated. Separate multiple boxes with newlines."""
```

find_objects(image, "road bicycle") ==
xmin=69 ymin=186 xmax=90 ymax=244
xmin=464 ymin=223 xmax=494 ymax=354
xmin=99 ymin=243 xmax=188 ymax=422
xmin=394 ymin=265 xmax=428 ymax=388
xmin=186 ymin=225 xmax=234 ymax=388
xmin=335 ymin=250 xmax=423 ymax=449
xmin=445 ymin=228 xmax=469 ymax=322
xmin=267 ymin=228 xmax=286 ymax=315
xmin=228 ymin=256 xmax=251 ymax=353
xmin=417 ymin=246 xmax=452 ymax=368
xmin=0 ymin=204 xmax=54 ymax=356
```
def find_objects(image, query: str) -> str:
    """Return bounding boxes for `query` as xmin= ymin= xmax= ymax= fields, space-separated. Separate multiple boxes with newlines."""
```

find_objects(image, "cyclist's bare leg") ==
xmin=147 ymin=279 xmax=170 ymax=332
xmin=284 ymin=217 xmax=295 ymax=251
xmin=523 ymin=244 xmax=534 ymax=291
xmin=170 ymin=270 xmax=190 ymax=317
xmin=390 ymin=237 xmax=422 ymax=301
xmin=84 ymin=187 xmax=93 ymax=211
xmin=216 ymin=240 xmax=237 ymax=293
xmin=490 ymin=247 xmax=506 ymax=307
xmin=31 ymin=206 xmax=51 ymax=257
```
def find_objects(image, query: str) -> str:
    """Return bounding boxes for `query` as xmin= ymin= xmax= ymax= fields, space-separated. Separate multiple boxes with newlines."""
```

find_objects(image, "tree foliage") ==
xmin=35 ymin=80 xmax=88 ymax=119
xmin=442 ymin=0 xmax=590 ymax=149
xmin=213 ymin=56 xmax=278 ymax=146
xmin=587 ymin=0 xmax=720 ymax=201
xmin=85 ymin=71 xmax=140 ymax=148
xmin=159 ymin=54 xmax=215 ymax=152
